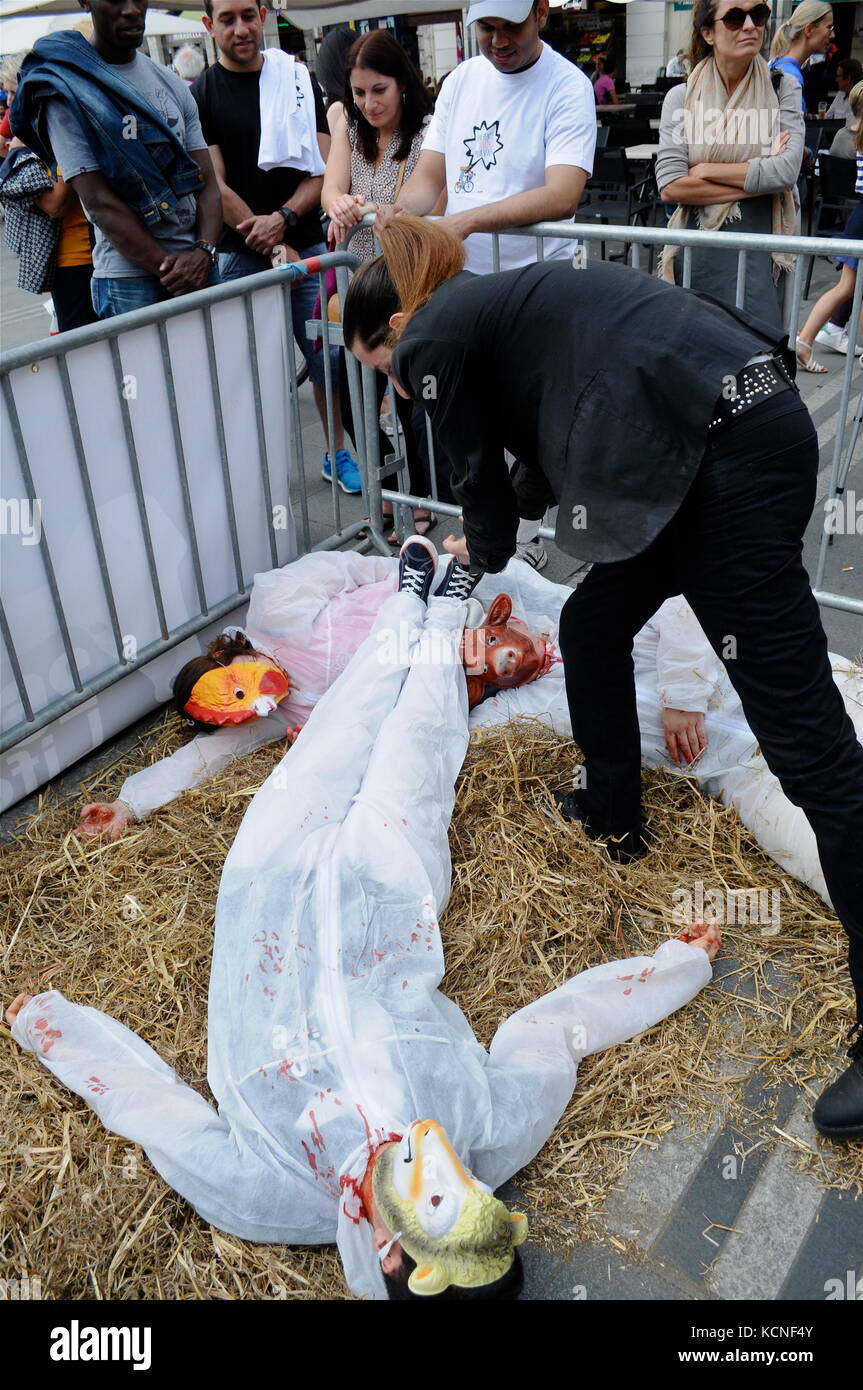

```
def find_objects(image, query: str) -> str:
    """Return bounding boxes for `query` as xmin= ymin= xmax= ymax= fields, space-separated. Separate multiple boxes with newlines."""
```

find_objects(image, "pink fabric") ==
xmin=594 ymin=75 xmax=615 ymax=107
xmin=244 ymin=563 xmax=397 ymax=728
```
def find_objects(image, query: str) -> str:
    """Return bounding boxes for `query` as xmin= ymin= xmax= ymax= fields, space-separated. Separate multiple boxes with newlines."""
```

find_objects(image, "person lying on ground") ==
xmin=7 ymin=536 xmax=721 ymax=1301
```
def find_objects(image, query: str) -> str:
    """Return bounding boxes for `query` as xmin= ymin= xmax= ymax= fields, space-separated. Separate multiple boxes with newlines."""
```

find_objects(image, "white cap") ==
xmin=466 ymin=0 xmax=535 ymax=24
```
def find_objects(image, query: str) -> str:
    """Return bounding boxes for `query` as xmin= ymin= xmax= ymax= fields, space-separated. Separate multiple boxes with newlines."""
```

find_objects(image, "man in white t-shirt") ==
xmin=385 ymin=0 xmax=595 ymax=277
xmin=377 ymin=0 xmax=596 ymax=567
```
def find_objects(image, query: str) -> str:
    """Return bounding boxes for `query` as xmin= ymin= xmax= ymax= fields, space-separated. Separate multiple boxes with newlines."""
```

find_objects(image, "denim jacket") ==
xmin=11 ymin=32 xmax=203 ymax=227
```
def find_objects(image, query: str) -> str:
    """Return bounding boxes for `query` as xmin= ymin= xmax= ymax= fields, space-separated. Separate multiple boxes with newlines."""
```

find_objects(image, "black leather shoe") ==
xmin=813 ymin=1026 xmax=863 ymax=1142
xmin=553 ymin=791 xmax=648 ymax=865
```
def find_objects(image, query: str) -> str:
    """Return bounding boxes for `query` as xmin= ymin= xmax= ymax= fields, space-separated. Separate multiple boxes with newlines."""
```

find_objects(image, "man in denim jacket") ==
xmin=12 ymin=0 xmax=222 ymax=318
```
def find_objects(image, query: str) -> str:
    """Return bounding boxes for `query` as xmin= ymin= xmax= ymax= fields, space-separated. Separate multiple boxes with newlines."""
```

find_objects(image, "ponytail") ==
xmin=770 ymin=1 xmax=832 ymax=60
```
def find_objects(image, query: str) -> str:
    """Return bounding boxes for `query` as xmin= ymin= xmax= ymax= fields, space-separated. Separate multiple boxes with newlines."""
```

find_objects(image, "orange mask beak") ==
xmin=184 ymin=661 xmax=290 ymax=726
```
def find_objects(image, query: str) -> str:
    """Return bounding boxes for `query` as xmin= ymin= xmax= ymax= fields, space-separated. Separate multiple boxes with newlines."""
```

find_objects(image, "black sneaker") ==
xmin=398 ymin=535 xmax=438 ymax=603
xmin=553 ymin=790 xmax=648 ymax=864
xmin=434 ymin=556 xmax=483 ymax=602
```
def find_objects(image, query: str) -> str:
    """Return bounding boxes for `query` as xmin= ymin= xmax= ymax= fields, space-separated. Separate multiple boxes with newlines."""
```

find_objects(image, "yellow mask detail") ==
xmin=184 ymin=660 xmax=290 ymax=726
xmin=372 ymin=1121 xmax=528 ymax=1296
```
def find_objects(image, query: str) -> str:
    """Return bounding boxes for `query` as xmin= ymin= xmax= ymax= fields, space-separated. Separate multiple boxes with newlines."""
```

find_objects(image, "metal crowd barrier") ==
xmin=341 ymin=215 xmax=862 ymax=621
xmin=1 ymin=220 xmax=860 ymax=804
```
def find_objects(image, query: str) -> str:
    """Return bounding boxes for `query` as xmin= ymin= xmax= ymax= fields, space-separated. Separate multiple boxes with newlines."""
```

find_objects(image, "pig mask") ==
xmin=460 ymin=594 xmax=553 ymax=709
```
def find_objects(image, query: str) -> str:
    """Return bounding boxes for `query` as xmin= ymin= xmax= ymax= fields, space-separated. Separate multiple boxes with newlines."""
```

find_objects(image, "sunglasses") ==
xmin=718 ymin=4 xmax=771 ymax=30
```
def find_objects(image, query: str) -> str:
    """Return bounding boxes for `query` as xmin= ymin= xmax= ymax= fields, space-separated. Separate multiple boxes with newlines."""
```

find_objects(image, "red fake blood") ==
xmin=309 ymin=1110 xmax=325 ymax=1152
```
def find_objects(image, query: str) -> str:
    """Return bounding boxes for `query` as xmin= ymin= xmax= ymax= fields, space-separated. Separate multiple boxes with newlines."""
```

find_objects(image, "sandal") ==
xmin=358 ymin=513 xmax=398 ymax=544
xmin=796 ymin=336 xmax=828 ymax=374
xmin=412 ymin=510 xmax=437 ymax=538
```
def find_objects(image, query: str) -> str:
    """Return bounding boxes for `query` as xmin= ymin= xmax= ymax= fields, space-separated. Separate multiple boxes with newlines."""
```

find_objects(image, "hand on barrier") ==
xmin=662 ymin=707 xmax=707 ymax=767
xmin=238 ymin=212 xmax=288 ymax=255
xmin=159 ymin=248 xmax=211 ymax=296
xmin=678 ymin=919 xmax=722 ymax=960
xmin=327 ymin=194 xmax=372 ymax=247
xmin=75 ymin=801 xmax=134 ymax=841
xmin=373 ymin=203 xmax=403 ymax=237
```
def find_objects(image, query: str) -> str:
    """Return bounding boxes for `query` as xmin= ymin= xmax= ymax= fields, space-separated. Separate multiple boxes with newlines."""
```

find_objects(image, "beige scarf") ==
xmin=659 ymin=53 xmax=796 ymax=283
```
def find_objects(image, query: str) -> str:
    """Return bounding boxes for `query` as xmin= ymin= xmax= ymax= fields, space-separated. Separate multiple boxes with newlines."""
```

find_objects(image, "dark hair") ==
xmin=315 ymin=25 xmax=356 ymax=107
xmin=342 ymin=253 xmax=401 ymax=353
xmin=172 ymin=630 xmax=258 ymax=733
xmin=382 ymin=1249 xmax=524 ymax=1300
xmin=838 ymin=58 xmax=863 ymax=85
xmin=343 ymin=30 xmax=432 ymax=164
xmin=689 ymin=1 xmax=718 ymax=69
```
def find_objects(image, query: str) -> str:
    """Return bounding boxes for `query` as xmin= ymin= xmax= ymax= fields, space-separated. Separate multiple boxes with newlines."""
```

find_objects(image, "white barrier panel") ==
xmin=1 ymin=279 xmax=298 ymax=810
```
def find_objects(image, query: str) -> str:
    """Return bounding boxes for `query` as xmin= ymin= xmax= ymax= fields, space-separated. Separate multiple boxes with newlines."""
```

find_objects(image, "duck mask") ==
xmin=460 ymin=594 xmax=555 ymax=710
xmin=184 ymin=661 xmax=291 ymax=726
xmin=372 ymin=1119 xmax=528 ymax=1295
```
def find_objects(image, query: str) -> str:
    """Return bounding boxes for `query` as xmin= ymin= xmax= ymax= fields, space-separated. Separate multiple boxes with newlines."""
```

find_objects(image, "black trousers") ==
xmin=53 ymin=264 xmax=99 ymax=334
xmin=559 ymin=390 xmax=863 ymax=1021
xmin=338 ymin=350 xmax=427 ymax=500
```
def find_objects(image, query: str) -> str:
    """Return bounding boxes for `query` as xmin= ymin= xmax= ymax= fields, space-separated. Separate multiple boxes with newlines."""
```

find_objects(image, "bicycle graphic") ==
xmin=454 ymin=163 xmax=476 ymax=194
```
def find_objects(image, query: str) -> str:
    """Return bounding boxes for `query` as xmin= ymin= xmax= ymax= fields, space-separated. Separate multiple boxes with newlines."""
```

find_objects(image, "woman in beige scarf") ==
xmin=656 ymin=1 xmax=804 ymax=331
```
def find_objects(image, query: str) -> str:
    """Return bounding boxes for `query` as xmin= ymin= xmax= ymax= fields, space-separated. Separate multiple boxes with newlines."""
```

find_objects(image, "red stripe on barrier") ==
xmin=303 ymin=257 xmax=322 ymax=275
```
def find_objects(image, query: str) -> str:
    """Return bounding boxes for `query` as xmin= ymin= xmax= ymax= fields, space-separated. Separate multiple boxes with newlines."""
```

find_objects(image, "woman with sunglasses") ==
xmin=656 ymin=1 xmax=805 ymax=331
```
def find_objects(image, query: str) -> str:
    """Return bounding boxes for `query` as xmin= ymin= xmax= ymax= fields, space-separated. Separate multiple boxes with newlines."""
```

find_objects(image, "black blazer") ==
xmin=392 ymin=260 xmax=793 ymax=573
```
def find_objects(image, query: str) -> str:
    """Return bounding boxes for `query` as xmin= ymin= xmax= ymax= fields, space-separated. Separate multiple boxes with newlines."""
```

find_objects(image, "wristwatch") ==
xmin=278 ymin=205 xmax=299 ymax=230
xmin=193 ymin=239 xmax=218 ymax=267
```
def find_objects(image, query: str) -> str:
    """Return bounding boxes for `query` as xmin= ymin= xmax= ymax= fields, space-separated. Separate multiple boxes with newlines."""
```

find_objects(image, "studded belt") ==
xmin=709 ymin=355 xmax=795 ymax=433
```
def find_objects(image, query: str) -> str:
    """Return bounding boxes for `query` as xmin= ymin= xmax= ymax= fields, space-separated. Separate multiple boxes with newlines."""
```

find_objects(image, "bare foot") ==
xmin=679 ymin=919 xmax=721 ymax=961
xmin=5 ymin=992 xmax=33 ymax=1027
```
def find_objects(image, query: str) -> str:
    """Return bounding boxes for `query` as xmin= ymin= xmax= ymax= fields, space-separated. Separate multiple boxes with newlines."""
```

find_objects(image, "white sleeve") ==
xmin=118 ymin=717 xmax=285 ymax=820
xmin=545 ymin=71 xmax=597 ymax=173
xmin=491 ymin=939 xmax=712 ymax=1066
xmin=654 ymin=596 xmax=722 ymax=715
xmin=478 ymin=939 xmax=712 ymax=1188
xmin=421 ymin=70 xmax=454 ymax=155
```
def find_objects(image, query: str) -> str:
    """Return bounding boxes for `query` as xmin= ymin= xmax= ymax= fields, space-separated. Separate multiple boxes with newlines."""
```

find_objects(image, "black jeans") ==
xmin=338 ymin=350 xmax=427 ymax=500
xmin=559 ymin=389 xmax=863 ymax=1021
xmin=53 ymin=264 xmax=99 ymax=333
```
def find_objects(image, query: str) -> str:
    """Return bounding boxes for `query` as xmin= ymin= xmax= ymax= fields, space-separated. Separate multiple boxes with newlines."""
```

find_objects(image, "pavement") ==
xmin=2 ymin=236 xmax=862 ymax=1303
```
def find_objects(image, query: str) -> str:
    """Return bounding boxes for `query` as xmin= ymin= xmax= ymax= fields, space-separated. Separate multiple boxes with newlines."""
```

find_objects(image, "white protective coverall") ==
xmin=116 ymin=554 xmax=863 ymax=907
xmin=12 ymin=589 xmax=713 ymax=1299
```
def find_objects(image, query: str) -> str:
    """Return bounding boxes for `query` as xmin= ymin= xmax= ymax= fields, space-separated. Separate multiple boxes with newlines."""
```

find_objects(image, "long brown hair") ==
xmin=343 ymin=31 xmax=432 ymax=165
xmin=342 ymin=215 xmax=465 ymax=350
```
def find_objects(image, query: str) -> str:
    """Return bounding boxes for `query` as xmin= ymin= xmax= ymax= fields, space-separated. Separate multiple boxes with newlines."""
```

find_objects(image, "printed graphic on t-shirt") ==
xmin=147 ymin=80 xmax=182 ymax=133
xmin=455 ymin=119 xmax=504 ymax=194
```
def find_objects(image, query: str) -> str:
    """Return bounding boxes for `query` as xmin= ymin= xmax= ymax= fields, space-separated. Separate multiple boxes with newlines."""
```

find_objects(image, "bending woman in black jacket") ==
xmin=342 ymin=214 xmax=863 ymax=1145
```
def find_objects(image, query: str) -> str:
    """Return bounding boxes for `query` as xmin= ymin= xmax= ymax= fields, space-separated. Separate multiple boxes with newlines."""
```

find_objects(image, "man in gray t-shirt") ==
xmin=41 ymin=0 xmax=221 ymax=318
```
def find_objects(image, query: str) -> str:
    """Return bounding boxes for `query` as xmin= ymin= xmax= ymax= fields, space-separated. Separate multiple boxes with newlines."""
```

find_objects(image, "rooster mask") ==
xmin=184 ymin=660 xmax=290 ymax=726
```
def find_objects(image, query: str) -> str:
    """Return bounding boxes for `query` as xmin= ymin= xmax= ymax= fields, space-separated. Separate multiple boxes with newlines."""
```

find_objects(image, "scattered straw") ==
xmin=1 ymin=716 xmax=860 ymax=1299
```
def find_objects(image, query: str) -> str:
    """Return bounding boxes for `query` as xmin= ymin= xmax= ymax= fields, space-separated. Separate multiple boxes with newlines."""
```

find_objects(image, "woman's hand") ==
xmin=286 ymin=725 xmax=303 ymax=745
xmin=771 ymin=129 xmax=791 ymax=159
xmin=75 ymin=801 xmax=134 ymax=841
xmin=327 ymin=193 xmax=369 ymax=245
xmin=373 ymin=203 xmax=404 ymax=236
xmin=443 ymin=533 xmax=471 ymax=565
xmin=662 ymin=708 xmax=707 ymax=767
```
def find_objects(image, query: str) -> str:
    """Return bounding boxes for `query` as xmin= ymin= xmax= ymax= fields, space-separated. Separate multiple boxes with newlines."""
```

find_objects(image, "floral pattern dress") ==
xmin=347 ymin=115 xmax=429 ymax=262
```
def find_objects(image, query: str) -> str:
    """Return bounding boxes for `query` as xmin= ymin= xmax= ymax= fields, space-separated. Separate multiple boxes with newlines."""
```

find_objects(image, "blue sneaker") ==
xmin=322 ymin=449 xmax=362 ymax=495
